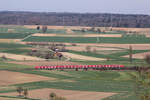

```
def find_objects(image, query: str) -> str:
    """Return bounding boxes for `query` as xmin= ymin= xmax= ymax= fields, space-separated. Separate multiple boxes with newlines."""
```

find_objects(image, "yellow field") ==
xmin=0 ymin=39 xmax=21 ymax=43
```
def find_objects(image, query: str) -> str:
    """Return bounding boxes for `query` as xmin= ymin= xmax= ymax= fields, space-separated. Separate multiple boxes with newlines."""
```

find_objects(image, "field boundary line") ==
xmin=22 ymin=34 xmax=33 ymax=41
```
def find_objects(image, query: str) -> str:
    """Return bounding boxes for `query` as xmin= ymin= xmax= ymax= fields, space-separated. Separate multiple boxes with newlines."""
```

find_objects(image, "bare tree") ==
xmin=16 ymin=87 xmax=23 ymax=96
xmin=145 ymin=55 xmax=150 ymax=64
xmin=23 ymin=89 xmax=28 ymax=98
xmin=110 ymin=27 xmax=112 ymax=31
xmin=86 ymin=46 xmax=91 ymax=52
xmin=49 ymin=92 xmax=56 ymax=100
xmin=49 ymin=92 xmax=67 ymax=100
xmin=1 ymin=55 xmax=7 ymax=60
xmin=90 ymin=27 xmax=95 ymax=32
xmin=97 ymin=29 xmax=101 ymax=33
xmin=81 ymin=28 xmax=85 ymax=32
xmin=93 ymin=48 xmax=97 ymax=54
xmin=42 ymin=25 xmax=48 ymax=33
xmin=37 ymin=26 xmax=40 ymax=30
xmin=107 ymin=57 xmax=110 ymax=61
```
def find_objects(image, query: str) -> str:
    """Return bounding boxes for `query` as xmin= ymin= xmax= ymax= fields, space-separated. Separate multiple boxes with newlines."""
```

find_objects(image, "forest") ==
xmin=0 ymin=11 xmax=150 ymax=28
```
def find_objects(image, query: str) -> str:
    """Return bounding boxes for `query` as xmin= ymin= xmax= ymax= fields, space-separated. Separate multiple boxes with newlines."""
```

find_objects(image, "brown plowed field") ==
xmin=0 ymin=71 xmax=55 ymax=86
xmin=2 ymin=88 xmax=116 ymax=100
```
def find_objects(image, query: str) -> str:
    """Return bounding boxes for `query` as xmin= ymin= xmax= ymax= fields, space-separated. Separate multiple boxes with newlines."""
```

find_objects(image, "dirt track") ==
xmin=0 ymin=53 xmax=45 ymax=61
xmin=1 ymin=88 xmax=116 ymax=100
xmin=0 ymin=71 xmax=55 ymax=86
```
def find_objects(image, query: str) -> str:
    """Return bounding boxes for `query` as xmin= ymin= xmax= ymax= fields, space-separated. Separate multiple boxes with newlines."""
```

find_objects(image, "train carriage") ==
xmin=35 ymin=64 xmax=125 ymax=70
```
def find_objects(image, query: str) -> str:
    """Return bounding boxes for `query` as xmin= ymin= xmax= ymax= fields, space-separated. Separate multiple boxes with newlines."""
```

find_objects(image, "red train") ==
xmin=35 ymin=65 xmax=125 ymax=70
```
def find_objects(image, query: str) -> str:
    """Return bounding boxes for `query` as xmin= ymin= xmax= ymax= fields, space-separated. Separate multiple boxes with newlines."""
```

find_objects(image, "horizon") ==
xmin=0 ymin=10 xmax=149 ymax=16
xmin=0 ymin=0 xmax=150 ymax=15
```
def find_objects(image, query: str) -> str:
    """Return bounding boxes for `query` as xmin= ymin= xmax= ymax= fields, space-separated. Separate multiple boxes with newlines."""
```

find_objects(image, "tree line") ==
xmin=0 ymin=11 xmax=150 ymax=28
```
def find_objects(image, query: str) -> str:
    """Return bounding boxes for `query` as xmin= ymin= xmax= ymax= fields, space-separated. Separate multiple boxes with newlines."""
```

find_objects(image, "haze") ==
xmin=0 ymin=0 xmax=150 ymax=15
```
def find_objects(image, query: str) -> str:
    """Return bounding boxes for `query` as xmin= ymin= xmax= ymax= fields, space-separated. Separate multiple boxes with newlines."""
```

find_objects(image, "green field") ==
xmin=0 ymin=26 xmax=67 ymax=39
xmin=0 ymin=61 xmax=141 ymax=100
xmin=0 ymin=33 xmax=32 ymax=39
xmin=23 ymin=36 xmax=150 ymax=44
xmin=0 ymin=43 xmax=30 ymax=58
xmin=0 ymin=26 xmax=39 ymax=39
xmin=0 ymin=26 xmax=39 ymax=33
xmin=69 ymin=50 xmax=150 ymax=61
xmin=0 ymin=49 xmax=30 ymax=55
xmin=0 ymin=43 xmax=29 ymax=48
xmin=0 ymin=25 xmax=149 ymax=100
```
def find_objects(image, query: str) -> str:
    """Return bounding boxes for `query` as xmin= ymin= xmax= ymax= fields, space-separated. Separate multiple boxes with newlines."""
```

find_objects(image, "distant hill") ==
xmin=0 ymin=11 xmax=150 ymax=28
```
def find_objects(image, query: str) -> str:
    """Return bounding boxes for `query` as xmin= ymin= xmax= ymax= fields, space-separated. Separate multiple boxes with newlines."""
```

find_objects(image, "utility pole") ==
xmin=97 ymin=37 xmax=100 ymax=43
xmin=110 ymin=14 xmax=113 ymax=28
xmin=63 ymin=16 xmax=65 ymax=25
xmin=129 ymin=45 xmax=133 ymax=63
